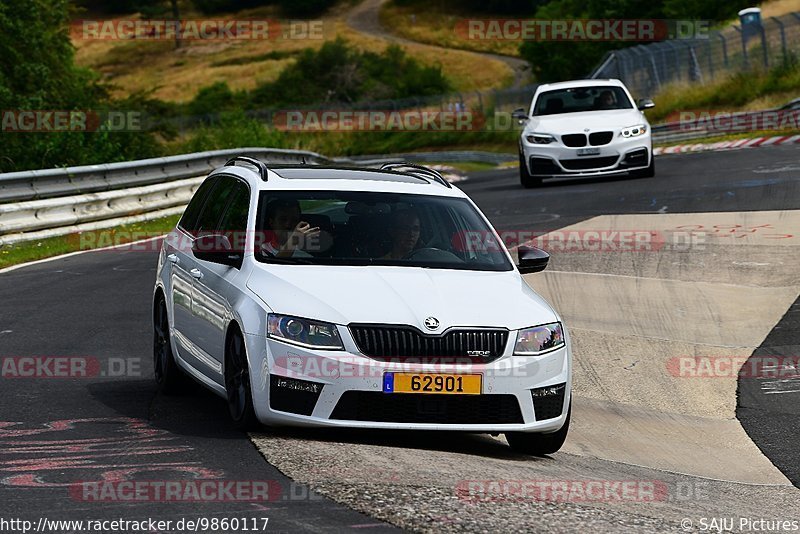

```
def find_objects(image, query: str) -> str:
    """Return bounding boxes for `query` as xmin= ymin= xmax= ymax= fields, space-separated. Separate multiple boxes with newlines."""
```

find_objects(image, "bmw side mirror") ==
xmin=192 ymin=234 xmax=243 ymax=269
xmin=512 ymin=107 xmax=529 ymax=122
xmin=517 ymin=245 xmax=549 ymax=274
xmin=637 ymin=98 xmax=655 ymax=110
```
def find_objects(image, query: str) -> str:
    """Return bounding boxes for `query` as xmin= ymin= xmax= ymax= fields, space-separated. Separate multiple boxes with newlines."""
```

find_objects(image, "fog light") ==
xmin=531 ymin=385 xmax=563 ymax=397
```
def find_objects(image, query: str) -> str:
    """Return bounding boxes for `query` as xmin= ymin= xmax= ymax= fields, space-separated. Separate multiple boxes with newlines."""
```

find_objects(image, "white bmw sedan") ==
xmin=153 ymin=158 xmax=572 ymax=455
xmin=514 ymin=79 xmax=655 ymax=187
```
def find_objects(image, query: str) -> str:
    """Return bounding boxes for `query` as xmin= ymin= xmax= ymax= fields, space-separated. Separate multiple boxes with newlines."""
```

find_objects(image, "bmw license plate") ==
xmin=577 ymin=148 xmax=601 ymax=156
xmin=383 ymin=373 xmax=482 ymax=395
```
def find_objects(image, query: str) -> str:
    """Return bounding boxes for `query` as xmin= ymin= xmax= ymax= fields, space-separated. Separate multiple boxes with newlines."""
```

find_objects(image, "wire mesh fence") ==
xmin=591 ymin=12 xmax=800 ymax=97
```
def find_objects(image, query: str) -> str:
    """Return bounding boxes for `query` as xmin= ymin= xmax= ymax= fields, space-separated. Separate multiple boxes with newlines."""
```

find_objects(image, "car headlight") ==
xmin=525 ymin=133 xmax=555 ymax=144
xmin=620 ymin=124 xmax=647 ymax=138
xmin=513 ymin=322 xmax=565 ymax=355
xmin=267 ymin=314 xmax=344 ymax=350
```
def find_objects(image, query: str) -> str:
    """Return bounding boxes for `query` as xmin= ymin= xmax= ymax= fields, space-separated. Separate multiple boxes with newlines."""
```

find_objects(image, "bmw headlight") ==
xmin=513 ymin=322 xmax=565 ymax=355
xmin=267 ymin=314 xmax=344 ymax=350
xmin=525 ymin=133 xmax=555 ymax=144
xmin=620 ymin=124 xmax=647 ymax=138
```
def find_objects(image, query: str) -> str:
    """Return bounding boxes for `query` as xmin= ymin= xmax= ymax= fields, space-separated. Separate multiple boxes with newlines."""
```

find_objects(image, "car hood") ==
xmin=525 ymin=109 xmax=646 ymax=135
xmin=246 ymin=264 xmax=558 ymax=331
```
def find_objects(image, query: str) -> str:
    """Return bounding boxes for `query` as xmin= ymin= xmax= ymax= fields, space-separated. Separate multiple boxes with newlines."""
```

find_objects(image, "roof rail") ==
xmin=380 ymin=162 xmax=452 ymax=188
xmin=224 ymin=156 xmax=270 ymax=181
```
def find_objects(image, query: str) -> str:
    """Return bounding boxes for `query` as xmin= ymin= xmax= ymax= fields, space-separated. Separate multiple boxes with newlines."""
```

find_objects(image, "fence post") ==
xmin=648 ymin=47 xmax=661 ymax=91
xmin=759 ymin=22 xmax=769 ymax=68
xmin=664 ymin=41 xmax=682 ymax=82
xmin=705 ymin=39 xmax=714 ymax=79
xmin=717 ymin=32 xmax=729 ymax=69
xmin=771 ymin=16 xmax=787 ymax=61
xmin=733 ymin=25 xmax=749 ymax=68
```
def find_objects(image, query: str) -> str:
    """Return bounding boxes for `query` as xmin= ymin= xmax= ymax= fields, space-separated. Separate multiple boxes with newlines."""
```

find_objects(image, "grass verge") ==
xmin=646 ymin=58 xmax=800 ymax=124
xmin=0 ymin=215 xmax=180 ymax=270
xmin=379 ymin=1 xmax=521 ymax=58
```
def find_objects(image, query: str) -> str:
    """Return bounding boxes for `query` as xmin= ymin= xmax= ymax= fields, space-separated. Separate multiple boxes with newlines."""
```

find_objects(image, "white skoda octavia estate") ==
xmin=153 ymin=158 xmax=572 ymax=455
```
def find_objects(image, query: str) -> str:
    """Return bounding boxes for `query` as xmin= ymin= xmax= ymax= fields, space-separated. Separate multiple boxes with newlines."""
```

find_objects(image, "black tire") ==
xmin=225 ymin=326 xmax=259 ymax=431
xmin=506 ymin=404 xmax=570 ymax=456
xmin=630 ymin=155 xmax=655 ymax=178
xmin=519 ymin=151 xmax=543 ymax=188
xmin=153 ymin=294 xmax=186 ymax=395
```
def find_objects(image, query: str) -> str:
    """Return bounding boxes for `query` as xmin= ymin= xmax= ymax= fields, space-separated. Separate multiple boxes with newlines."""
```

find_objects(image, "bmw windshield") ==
xmin=533 ymin=86 xmax=634 ymax=116
xmin=253 ymin=190 xmax=513 ymax=272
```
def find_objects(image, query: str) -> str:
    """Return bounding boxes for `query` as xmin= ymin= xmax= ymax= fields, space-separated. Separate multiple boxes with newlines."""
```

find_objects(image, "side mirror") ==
xmin=637 ymin=98 xmax=655 ymax=110
xmin=192 ymin=234 xmax=243 ymax=269
xmin=512 ymin=107 xmax=529 ymax=121
xmin=517 ymin=245 xmax=549 ymax=274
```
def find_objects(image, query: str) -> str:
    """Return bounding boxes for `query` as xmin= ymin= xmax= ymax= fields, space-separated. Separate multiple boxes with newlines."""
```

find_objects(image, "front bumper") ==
xmin=246 ymin=332 xmax=572 ymax=433
xmin=521 ymin=133 xmax=652 ymax=177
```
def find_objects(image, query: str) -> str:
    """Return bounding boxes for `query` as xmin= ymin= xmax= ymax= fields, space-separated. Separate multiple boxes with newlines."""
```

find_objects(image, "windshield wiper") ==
xmin=259 ymin=251 xmax=313 ymax=265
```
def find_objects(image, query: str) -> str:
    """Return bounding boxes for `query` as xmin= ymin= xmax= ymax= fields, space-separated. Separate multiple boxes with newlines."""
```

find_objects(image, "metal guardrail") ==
xmin=0 ymin=147 xmax=330 ymax=204
xmin=0 ymin=148 xmax=329 ymax=245
xmin=337 ymin=151 xmax=517 ymax=166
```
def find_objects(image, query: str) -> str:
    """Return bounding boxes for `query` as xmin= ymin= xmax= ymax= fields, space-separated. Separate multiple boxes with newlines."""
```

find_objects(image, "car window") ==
xmin=178 ymin=176 xmax=218 ymax=232
xmin=217 ymin=181 xmax=250 ymax=232
xmin=533 ymin=86 xmax=633 ymax=116
xmin=193 ymin=177 xmax=239 ymax=236
xmin=217 ymin=180 xmax=251 ymax=250
xmin=254 ymin=190 xmax=513 ymax=272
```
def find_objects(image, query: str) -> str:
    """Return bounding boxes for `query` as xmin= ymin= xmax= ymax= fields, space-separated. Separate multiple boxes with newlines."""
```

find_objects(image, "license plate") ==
xmin=383 ymin=373 xmax=482 ymax=395
xmin=577 ymin=148 xmax=601 ymax=156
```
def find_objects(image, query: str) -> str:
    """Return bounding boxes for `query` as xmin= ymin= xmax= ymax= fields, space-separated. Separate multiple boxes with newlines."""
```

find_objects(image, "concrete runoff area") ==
xmin=524 ymin=210 xmax=800 ymax=484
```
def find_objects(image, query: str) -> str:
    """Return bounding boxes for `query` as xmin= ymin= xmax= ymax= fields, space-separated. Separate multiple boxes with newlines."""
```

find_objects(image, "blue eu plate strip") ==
xmin=382 ymin=372 xmax=394 ymax=393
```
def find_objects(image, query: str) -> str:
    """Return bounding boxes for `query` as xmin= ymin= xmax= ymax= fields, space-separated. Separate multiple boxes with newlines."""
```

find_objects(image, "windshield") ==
xmin=253 ymin=190 xmax=513 ymax=271
xmin=533 ymin=86 xmax=633 ymax=116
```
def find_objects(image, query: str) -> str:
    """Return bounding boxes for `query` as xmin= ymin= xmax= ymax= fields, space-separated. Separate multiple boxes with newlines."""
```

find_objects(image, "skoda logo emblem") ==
xmin=424 ymin=317 xmax=440 ymax=330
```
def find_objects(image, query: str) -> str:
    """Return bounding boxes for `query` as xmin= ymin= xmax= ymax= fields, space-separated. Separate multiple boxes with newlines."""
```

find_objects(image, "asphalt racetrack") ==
xmin=1 ymin=145 xmax=798 ymax=532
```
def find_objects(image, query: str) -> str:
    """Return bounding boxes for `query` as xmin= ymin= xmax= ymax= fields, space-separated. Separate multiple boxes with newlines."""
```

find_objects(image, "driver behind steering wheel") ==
xmin=382 ymin=209 xmax=421 ymax=259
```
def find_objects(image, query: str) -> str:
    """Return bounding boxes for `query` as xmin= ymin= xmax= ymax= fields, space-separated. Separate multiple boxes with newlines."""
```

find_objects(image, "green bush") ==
xmin=249 ymin=38 xmax=450 ymax=107
xmin=0 ymin=0 xmax=162 ymax=172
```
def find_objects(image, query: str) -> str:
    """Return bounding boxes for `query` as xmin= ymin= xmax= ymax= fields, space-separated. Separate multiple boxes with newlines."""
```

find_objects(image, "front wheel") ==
xmin=630 ymin=154 xmax=655 ymax=178
xmin=506 ymin=404 xmax=570 ymax=456
xmin=225 ymin=327 xmax=259 ymax=431
xmin=519 ymin=151 xmax=542 ymax=188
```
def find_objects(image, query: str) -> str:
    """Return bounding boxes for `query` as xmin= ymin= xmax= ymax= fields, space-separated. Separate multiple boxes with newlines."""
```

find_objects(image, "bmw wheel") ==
xmin=519 ymin=151 xmax=543 ymax=188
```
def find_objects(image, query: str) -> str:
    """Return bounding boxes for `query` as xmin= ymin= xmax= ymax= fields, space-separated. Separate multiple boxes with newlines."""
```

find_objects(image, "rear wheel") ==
xmin=225 ymin=327 xmax=259 ymax=431
xmin=153 ymin=294 xmax=186 ymax=394
xmin=519 ymin=151 xmax=542 ymax=188
xmin=506 ymin=404 xmax=570 ymax=456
